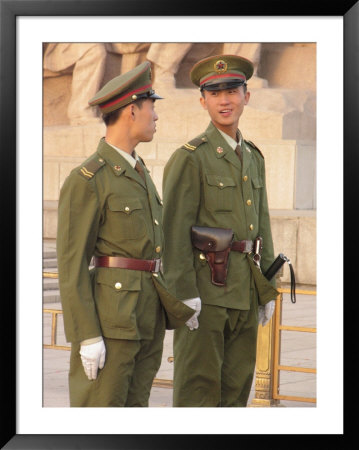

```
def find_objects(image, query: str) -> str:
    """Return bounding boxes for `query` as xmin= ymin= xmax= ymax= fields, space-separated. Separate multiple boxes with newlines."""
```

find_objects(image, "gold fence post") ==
xmin=250 ymin=276 xmax=282 ymax=407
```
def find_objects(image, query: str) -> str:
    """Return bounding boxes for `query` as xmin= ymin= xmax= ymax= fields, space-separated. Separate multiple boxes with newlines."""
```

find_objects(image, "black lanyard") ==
xmin=264 ymin=253 xmax=296 ymax=303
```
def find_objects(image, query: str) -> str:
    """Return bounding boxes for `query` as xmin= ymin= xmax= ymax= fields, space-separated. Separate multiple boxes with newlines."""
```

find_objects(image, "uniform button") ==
xmin=125 ymin=206 xmax=130 ymax=213
xmin=243 ymin=175 xmax=248 ymax=182
xmin=199 ymin=253 xmax=206 ymax=260
xmin=154 ymin=219 xmax=159 ymax=225
xmin=219 ymin=182 xmax=224 ymax=187
xmin=155 ymin=246 xmax=161 ymax=253
xmin=246 ymin=199 xmax=252 ymax=206
xmin=249 ymin=224 xmax=254 ymax=231
xmin=153 ymin=273 xmax=159 ymax=278
xmin=115 ymin=282 xmax=122 ymax=290
xmin=98 ymin=158 xmax=104 ymax=163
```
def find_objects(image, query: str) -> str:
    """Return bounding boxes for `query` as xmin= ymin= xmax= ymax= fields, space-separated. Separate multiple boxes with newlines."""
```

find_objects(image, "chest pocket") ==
xmin=204 ymin=174 xmax=236 ymax=212
xmin=251 ymin=177 xmax=263 ymax=214
xmin=107 ymin=196 xmax=146 ymax=239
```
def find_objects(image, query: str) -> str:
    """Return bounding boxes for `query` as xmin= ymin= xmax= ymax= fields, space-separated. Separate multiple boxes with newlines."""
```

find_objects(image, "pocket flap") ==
xmin=107 ymin=197 xmax=143 ymax=214
xmin=96 ymin=268 xmax=141 ymax=291
xmin=206 ymin=174 xmax=236 ymax=189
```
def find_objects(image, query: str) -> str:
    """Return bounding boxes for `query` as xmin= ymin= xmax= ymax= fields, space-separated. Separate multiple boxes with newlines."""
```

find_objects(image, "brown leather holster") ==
xmin=191 ymin=226 xmax=261 ymax=287
xmin=191 ymin=226 xmax=234 ymax=286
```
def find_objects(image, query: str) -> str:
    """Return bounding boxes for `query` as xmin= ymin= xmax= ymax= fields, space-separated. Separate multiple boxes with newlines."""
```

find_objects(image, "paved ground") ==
xmin=43 ymin=239 xmax=316 ymax=408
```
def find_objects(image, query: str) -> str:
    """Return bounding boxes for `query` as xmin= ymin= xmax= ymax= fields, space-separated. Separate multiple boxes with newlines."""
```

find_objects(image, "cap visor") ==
xmin=149 ymin=93 xmax=163 ymax=100
xmin=202 ymin=80 xmax=245 ymax=91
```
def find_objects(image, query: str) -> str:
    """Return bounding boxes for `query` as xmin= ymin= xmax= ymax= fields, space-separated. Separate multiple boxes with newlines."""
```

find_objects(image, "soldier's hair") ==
xmin=102 ymin=97 xmax=149 ymax=126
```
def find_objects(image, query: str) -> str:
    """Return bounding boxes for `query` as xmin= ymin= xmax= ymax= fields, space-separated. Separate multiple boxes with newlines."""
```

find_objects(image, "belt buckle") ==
xmin=153 ymin=259 xmax=162 ymax=273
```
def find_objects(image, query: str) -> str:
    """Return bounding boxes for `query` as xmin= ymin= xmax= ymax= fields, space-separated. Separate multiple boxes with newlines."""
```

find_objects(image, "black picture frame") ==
xmin=1 ymin=0 xmax=357 ymax=448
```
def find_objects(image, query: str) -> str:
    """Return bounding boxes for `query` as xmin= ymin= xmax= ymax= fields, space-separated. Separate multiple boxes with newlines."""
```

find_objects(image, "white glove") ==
xmin=79 ymin=338 xmax=106 ymax=380
xmin=182 ymin=297 xmax=202 ymax=330
xmin=258 ymin=300 xmax=275 ymax=327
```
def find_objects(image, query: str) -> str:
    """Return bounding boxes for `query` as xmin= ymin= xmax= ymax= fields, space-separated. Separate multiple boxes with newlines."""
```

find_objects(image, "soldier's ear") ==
xmin=128 ymin=103 xmax=136 ymax=119
xmin=200 ymin=96 xmax=207 ymax=110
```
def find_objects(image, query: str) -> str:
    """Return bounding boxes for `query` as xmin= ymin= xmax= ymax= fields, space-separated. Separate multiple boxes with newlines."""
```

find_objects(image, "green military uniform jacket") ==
xmin=163 ymin=122 xmax=278 ymax=309
xmin=57 ymin=138 xmax=193 ymax=344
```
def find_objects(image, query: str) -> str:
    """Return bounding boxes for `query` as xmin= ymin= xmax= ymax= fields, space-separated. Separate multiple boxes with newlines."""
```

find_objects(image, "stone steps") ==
xmin=43 ymin=249 xmax=57 ymax=259
xmin=43 ymin=290 xmax=61 ymax=304
xmin=43 ymin=258 xmax=58 ymax=269
xmin=43 ymin=243 xmax=60 ymax=304
xmin=43 ymin=277 xmax=59 ymax=291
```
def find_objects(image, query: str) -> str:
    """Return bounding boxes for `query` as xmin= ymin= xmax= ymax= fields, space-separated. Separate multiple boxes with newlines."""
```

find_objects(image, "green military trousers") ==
xmin=173 ymin=298 xmax=259 ymax=407
xmin=68 ymin=325 xmax=165 ymax=407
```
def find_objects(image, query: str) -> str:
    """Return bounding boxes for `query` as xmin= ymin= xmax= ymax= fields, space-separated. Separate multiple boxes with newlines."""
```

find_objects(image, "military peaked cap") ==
xmin=89 ymin=61 xmax=162 ymax=114
xmin=190 ymin=54 xmax=254 ymax=91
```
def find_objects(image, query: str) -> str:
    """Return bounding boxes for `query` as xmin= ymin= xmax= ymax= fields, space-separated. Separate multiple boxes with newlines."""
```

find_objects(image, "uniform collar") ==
xmin=96 ymin=138 xmax=146 ymax=188
xmin=217 ymin=128 xmax=238 ymax=150
xmin=205 ymin=122 xmax=251 ymax=173
xmin=106 ymin=141 xmax=138 ymax=168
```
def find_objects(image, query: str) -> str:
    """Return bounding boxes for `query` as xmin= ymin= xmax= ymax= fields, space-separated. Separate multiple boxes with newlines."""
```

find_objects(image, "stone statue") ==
xmin=43 ymin=43 xmax=107 ymax=125
xmin=147 ymin=42 xmax=266 ymax=90
xmin=106 ymin=43 xmax=150 ymax=74
xmin=43 ymin=42 xmax=266 ymax=126
xmin=147 ymin=43 xmax=194 ymax=90
xmin=222 ymin=43 xmax=266 ymax=87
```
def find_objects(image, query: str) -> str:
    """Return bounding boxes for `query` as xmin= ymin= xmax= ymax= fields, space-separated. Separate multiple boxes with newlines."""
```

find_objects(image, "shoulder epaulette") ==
xmin=245 ymin=140 xmax=265 ymax=158
xmin=78 ymin=153 xmax=106 ymax=180
xmin=182 ymin=135 xmax=207 ymax=152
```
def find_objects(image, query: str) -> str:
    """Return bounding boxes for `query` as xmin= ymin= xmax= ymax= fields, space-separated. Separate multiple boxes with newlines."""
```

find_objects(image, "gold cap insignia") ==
xmin=214 ymin=60 xmax=228 ymax=73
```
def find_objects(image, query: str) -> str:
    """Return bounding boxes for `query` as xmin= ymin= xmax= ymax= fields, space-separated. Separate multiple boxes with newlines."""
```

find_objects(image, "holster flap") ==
xmin=191 ymin=226 xmax=234 ymax=252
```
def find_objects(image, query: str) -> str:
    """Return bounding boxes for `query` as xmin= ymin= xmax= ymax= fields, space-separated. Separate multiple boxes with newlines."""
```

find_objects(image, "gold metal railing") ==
xmin=43 ymin=308 xmax=71 ymax=351
xmin=272 ymin=288 xmax=316 ymax=404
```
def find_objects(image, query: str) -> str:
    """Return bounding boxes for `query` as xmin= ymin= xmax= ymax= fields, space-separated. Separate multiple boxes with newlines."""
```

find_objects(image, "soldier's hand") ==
xmin=79 ymin=338 xmax=106 ymax=380
xmin=258 ymin=300 xmax=275 ymax=326
xmin=182 ymin=297 xmax=201 ymax=330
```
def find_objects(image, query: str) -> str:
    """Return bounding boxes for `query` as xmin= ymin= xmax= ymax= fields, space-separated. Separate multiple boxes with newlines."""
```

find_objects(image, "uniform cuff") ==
xmin=80 ymin=336 xmax=103 ymax=346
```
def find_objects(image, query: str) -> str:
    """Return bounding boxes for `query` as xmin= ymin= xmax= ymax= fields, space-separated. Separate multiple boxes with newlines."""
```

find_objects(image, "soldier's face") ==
xmin=200 ymin=86 xmax=250 ymax=134
xmin=133 ymin=99 xmax=158 ymax=142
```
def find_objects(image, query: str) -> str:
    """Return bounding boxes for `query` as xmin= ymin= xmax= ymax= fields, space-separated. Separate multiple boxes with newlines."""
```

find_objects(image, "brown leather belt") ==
xmin=94 ymin=256 xmax=161 ymax=273
xmin=231 ymin=240 xmax=253 ymax=253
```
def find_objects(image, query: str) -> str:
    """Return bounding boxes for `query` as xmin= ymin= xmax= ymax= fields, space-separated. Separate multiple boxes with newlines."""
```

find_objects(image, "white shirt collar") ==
xmin=218 ymin=129 xmax=242 ymax=150
xmin=107 ymin=142 xmax=138 ymax=168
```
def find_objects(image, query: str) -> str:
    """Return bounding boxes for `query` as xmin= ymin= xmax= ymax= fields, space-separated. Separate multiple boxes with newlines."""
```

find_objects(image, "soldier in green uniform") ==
xmin=162 ymin=55 xmax=279 ymax=407
xmin=56 ymin=61 xmax=194 ymax=407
